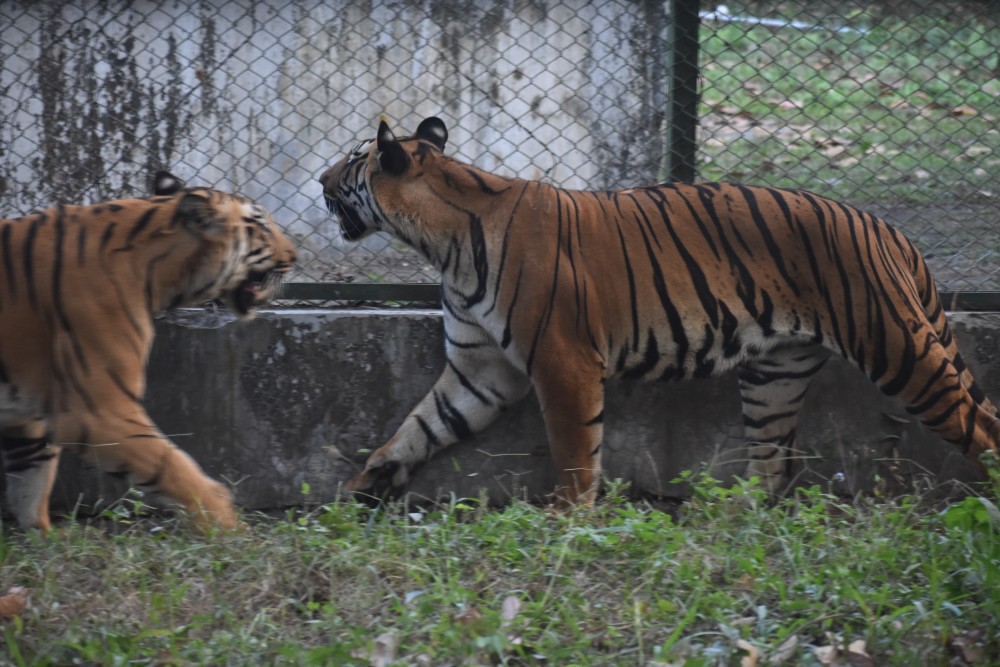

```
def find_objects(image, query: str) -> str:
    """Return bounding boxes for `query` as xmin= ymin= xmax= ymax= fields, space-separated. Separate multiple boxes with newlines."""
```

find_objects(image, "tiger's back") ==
xmin=495 ymin=181 xmax=946 ymax=382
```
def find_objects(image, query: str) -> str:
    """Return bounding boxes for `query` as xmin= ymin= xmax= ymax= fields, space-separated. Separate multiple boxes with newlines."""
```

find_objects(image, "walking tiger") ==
xmin=0 ymin=172 xmax=295 ymax=531
xmin=320 ymin=117 xmax=998 ymax=505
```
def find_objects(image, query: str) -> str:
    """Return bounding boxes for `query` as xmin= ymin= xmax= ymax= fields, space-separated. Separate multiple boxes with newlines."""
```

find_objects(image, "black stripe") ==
xmin=433 ymin=390 xmax=471 ymax=440
xmin=116 ymin=208 xmax=158 ymax=252
xmin=52 ymin=205 xmax=70 ymax=331
xmin=2 ymin=224 xmax=16 ymax=301
xmin=612 ymin=216 xmax=640 ymax=351
xmin=465 ymin=216 xmax=489 ymax=308
xmin=649 ymin=188 xmax=720 ymax=329
xmin=446 ymin=359 xmax=492 ymax=405
xmin=107 ymin=366 xmax=141 ymax=404
xmin=99 ymin=222 xmax=117 ymax=254
xmin=76 ymin=225 xmax=87 ymax=266
xmin=414 ymin=416 xmax=442 ymax=451
xmin=23 ymin=216 xmax=43 ymax=310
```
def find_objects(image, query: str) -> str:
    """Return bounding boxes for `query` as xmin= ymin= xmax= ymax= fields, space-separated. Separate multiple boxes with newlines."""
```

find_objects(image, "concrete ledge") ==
xmin=27 ymin=309 xmax=1000 ymax=515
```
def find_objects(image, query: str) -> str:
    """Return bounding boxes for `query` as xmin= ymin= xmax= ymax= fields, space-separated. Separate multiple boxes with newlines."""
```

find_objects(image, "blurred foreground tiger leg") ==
xmin=58 ymin=409 xmax=237 ymax=532
xmin=2 ymin=420 xmax=60 ymax=530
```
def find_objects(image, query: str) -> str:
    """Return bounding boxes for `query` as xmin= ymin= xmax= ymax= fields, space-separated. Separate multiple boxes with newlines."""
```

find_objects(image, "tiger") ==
xmin=319 ymin=116 xmax=1000 ymax=506
xmin=0 ymin=171 xmax=296 ymax=531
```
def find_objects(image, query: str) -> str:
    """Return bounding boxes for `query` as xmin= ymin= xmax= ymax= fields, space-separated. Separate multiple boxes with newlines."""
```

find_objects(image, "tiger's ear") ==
xmin=153 ymin=170 xmax=184 ymax=196
xmin=376 ymin=120 xmax=409 ymax=175
xmin=416 ymin=117 xmax=448 ymax=151
xmin=175 ymin=191 xmax=221 ymax=234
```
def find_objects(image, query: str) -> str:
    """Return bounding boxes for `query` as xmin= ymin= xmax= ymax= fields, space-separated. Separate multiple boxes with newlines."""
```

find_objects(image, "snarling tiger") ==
xmin=0 ymin=171 xmax=295 ymax=531
xmin=319 ymin=117 xmax=999 ymax=505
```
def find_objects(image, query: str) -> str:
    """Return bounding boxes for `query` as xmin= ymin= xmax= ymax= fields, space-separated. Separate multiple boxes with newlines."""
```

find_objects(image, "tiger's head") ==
xmin=318 ymin=117 xmax=449 ymax=243
xmin=152 ymin=171 xmax=296 ymax=317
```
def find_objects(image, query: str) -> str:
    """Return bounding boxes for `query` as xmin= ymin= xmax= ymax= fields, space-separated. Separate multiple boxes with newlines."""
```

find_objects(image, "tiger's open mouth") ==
xmin=231 ymin=269 xmax=281 ymax=316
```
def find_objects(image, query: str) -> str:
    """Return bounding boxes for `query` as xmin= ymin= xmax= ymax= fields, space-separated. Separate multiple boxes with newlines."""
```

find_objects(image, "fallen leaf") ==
xmin=847 ymin=639 xmax=873 ymax=667
xmin=949 ymin=630 xmax=987 ymax=664
xmin=738 ymin=639 xmax=759 ymax=667
xmin=814 ymin=645 xmax=838 ymax=665
xmin=0 ymin=587 xmax=30 ymax=619
xmin=951 ymin=105 xmax=977 ymax=117
xmin=370 ymin=632 xmax=399 ymax=667
xmin=500 ymin=595 xmax=521 ymax=624
xmin=768 ymin=634 xmax=799 ymax=665
xmin=453 ymin=606 xmax=482 ymax=625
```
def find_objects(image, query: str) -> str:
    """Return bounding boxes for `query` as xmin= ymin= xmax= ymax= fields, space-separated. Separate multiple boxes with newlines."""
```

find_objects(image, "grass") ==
xmin=697 ymin=4 xmax=1000 ymax=207
xmin=1 ymin=471 xmax=999 ymax=666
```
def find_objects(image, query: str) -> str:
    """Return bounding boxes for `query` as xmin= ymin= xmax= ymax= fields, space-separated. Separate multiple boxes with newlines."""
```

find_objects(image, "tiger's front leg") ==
xmin=346 ymin=340 xmax=531 ymax=495
xmin=2 ymin=419 xmax=60 ymax=530
xmin=531 ymin=350 xmax=607 ymax=508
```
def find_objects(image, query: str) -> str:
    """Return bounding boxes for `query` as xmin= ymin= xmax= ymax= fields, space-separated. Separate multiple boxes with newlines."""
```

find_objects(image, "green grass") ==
xmin=697 ymin=6 xmax=1000 ymax=206
xmin=2 ymin=472 xmax=999 ymax=666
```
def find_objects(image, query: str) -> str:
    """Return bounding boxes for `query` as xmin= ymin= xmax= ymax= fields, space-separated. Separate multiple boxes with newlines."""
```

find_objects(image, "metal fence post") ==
xmin=662 ymin=0 xmax=701 ymax=183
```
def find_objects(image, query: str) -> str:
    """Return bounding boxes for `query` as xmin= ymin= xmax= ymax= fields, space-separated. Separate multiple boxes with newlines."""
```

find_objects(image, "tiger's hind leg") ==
xmin=926 ymin=302 xmax=998 ymax=419
xmin=2 ymin=420 xmax=61 ymax=530
xmin=738 ymin=345 xmax=830 ymax=495
xmin=881 ymin=323 xmax=1000 ymax=478
xmin=57 ymin=409 xmax=237 ymax=532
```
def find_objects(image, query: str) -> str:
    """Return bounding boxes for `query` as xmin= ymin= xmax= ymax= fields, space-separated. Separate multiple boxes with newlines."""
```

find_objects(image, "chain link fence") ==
xmin=2 ymin=0 xmax=998 ymax=295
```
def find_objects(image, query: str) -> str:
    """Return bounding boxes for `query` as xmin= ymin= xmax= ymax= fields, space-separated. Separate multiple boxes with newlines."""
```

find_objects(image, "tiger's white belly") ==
xmin=0 ymin=383 xmax=43 ymax=429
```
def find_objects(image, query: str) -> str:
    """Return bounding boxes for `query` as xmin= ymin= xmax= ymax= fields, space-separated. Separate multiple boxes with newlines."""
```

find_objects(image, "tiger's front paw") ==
xmin=345 ymin=457 xmax=409 ymax=498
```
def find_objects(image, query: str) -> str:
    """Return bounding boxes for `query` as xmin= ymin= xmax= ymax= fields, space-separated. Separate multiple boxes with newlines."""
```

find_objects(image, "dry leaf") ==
xmin=453 ymin=606 xmax=482 ymax=625
xmin=500 ymin=595 xmax=521 ymax=624
xmin=846 ymin=639 xmax=873 ymax=667
xmin=738 ymin=638 xmax=759 ymax=667
xmin=0 ymin=587 xmax=30 ymax=619
xmin=814 ymin=639 xmax=873 ymax=667
xmin=768 ymin=634 xmax=799 ymax=665
xmin=814 ymin=645 xmax=838 ymax=665
xmin=951 ymin=104 xmax=977 ymax=117
xmin=369 ymin=632 xmax=399 ymax=667
xmin=847 ymin=640 xmax=867 ymax=656
xmin=949 ymin=630 xmax=987 ymax=664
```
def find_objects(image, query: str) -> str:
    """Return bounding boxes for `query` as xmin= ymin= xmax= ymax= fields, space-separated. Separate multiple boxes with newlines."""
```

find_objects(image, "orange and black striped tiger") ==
xmin=320 ymin=117 xmax=999 ymax=505
xmin=1 ymin=172 xmax=295 ymax=531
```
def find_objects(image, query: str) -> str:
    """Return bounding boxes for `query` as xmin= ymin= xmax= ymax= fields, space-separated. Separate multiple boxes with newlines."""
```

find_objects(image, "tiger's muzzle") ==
xmin=319 ymin=162 xmax=373 ymax=242
xmin=323 ymin=194 xmax=369 ymax=241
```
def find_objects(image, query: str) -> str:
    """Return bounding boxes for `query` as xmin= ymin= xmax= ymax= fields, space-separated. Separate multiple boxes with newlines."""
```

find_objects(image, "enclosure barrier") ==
xmin=2 ymin=0 xmax=999 ymax=302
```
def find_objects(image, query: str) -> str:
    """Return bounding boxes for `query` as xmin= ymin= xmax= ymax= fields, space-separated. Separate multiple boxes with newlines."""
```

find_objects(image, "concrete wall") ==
xmin=33 ymin=309 xmax=998 ymax=517
xmin=1 ymin=0 xmax=668 ymax=284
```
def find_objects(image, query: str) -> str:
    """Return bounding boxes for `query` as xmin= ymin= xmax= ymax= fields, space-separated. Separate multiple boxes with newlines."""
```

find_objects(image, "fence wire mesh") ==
xmin=1 ymin=0 xmax=998 ymax=293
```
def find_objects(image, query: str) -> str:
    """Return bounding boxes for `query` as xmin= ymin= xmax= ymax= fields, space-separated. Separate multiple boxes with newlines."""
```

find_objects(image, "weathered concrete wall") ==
xmin=0 ymin=0 xmax=668 ymax=283
xmin=33 ymin=309 xmax=997 ymax=517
